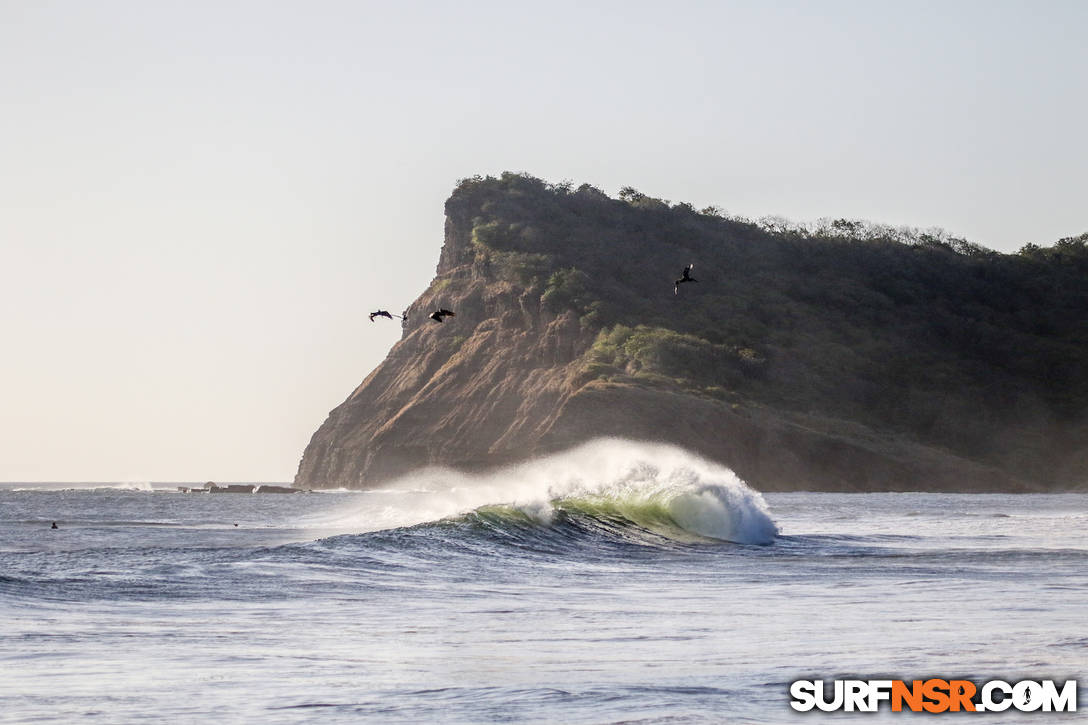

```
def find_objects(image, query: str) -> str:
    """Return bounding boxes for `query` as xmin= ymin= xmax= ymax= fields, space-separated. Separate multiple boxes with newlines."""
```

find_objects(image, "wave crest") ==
xmin=316 ymin=439 xmax=778 ymax=545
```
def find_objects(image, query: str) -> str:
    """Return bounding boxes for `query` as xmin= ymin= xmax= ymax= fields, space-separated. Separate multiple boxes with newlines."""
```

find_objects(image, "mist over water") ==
xmin=1 ymin=441 xmax=1085 ymax=723
xmin=307 ymin=439 xmax=778 ymax=545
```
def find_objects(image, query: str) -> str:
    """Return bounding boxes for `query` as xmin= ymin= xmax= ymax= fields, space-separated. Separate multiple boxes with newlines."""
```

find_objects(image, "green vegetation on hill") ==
xmin=444 ymin=172 xmax=1088 ymax=485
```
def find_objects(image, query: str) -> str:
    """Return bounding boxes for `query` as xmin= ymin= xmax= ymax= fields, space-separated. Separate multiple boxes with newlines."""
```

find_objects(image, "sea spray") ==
xmin=311 ymin=439 xmax=778 ymax=545
xmin=3 ymin=486 xmax=1083 ymax=723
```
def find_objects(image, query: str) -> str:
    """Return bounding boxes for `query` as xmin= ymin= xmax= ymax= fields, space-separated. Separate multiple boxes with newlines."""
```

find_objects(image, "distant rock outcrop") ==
xmin=295 ymin=174 xmax=1088 ymax=492
xmin=176 ymin=482 xmax=303 ymax=494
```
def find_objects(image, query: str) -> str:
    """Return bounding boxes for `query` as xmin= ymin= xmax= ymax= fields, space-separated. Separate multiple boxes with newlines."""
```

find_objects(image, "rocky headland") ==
xmin=295 ymin=174 xmax=1088 ymax=492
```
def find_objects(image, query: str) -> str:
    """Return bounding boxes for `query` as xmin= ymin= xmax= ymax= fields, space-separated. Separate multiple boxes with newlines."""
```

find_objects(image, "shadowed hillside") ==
xmin=295 ymin=173 xmax=1088 ymax=491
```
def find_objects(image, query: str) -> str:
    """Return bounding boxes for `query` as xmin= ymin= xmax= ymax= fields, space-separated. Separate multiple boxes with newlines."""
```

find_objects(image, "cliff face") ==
xmin=295 ymin=174 xmax=1088 ymax=492
xmin=294 ymin=210 xmax=599 ymax=488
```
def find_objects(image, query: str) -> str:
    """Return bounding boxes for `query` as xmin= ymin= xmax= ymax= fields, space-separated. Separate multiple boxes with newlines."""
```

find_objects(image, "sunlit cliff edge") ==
xmin=295 ymin=173 xmax=1088 ymax=492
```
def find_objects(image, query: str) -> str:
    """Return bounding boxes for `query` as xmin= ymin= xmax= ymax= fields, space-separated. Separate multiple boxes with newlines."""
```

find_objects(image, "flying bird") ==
xmin=369 ymin=310 xmax=399 ymax=322
xmin=674 ymin=263 xmax=697 ymax=295
xmin=429 ymin=308 xmax=456 ymax=323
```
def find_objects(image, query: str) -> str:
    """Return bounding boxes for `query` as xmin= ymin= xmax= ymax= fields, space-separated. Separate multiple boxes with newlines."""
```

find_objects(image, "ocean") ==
xmin=1 ymin=440 xmax=1084 ymax=723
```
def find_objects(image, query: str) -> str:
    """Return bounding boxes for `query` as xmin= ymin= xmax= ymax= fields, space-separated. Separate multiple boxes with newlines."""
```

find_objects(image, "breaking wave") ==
xmin=313 ymin=439 xmax=778 ymax=546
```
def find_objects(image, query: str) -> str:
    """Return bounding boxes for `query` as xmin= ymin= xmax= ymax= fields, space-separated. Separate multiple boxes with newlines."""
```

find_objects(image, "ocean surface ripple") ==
xmin=1 ymin=440 xmax=1085 ymax=723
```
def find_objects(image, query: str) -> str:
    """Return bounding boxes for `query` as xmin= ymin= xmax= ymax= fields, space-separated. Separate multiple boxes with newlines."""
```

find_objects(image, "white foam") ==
xmin=307 ymin=438 xmax=779 ymax=545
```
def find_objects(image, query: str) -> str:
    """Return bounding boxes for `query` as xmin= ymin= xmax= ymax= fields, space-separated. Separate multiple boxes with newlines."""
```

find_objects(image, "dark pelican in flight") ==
xmin=369 ymin=310 xmax=400 ymax=322
xmin=429 ymin=308 xmax=456 ymax=323
xmin=674 ymin=263 xmax=697 ymax=295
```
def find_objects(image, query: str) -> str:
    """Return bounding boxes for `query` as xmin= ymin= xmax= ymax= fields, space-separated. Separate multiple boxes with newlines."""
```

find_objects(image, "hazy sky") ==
xmin=2 ymin=0 xmax=1085 ymax=481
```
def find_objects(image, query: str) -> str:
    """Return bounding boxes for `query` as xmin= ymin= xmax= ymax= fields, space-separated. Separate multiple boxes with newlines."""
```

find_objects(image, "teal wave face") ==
xmin=462 ymin=480 xmax=778 ymax=547
xmin=307 ymin=439 xmax=779 ymax=546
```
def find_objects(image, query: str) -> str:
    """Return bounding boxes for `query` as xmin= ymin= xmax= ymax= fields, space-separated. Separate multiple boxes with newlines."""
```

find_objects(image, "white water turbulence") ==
xmin=4 ymin=474 xmax=1085 ymax=723
xmin=312 ymin=438 xmax=779 ymax=545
